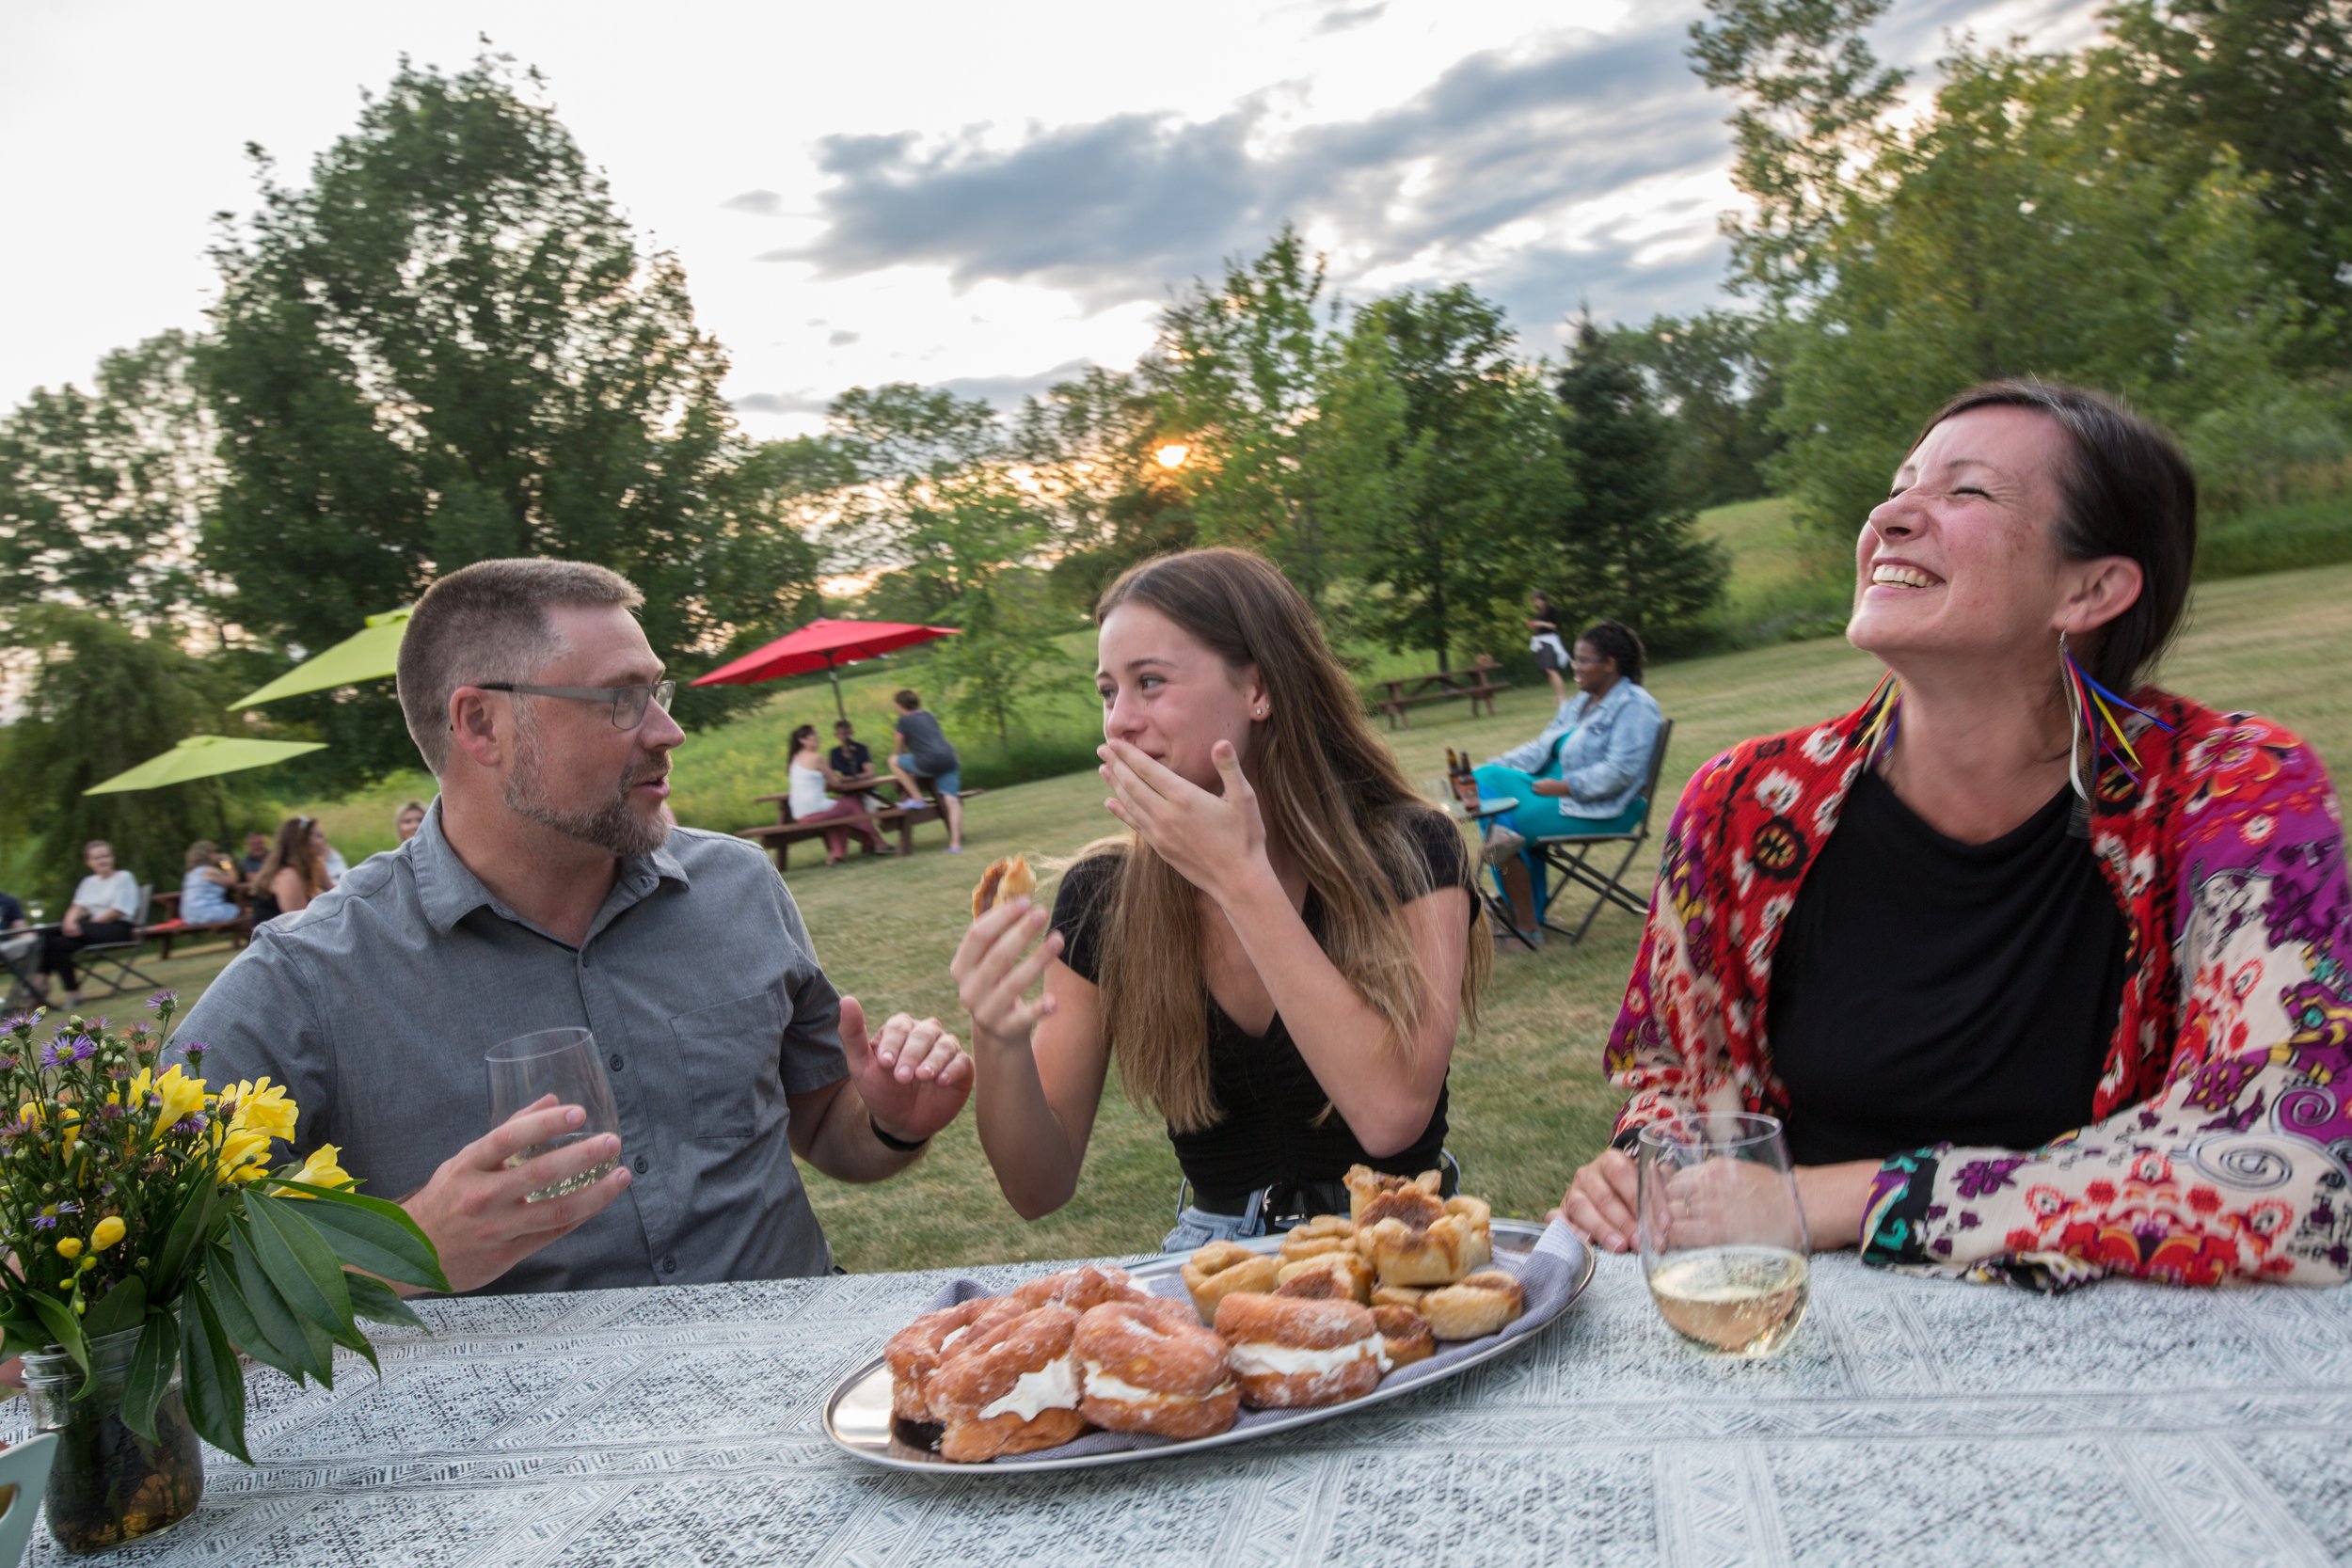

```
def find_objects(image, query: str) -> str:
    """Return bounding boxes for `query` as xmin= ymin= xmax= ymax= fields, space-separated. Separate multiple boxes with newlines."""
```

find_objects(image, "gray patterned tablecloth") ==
xmin=12 ymin=1252 xmax=2351 ymax=1567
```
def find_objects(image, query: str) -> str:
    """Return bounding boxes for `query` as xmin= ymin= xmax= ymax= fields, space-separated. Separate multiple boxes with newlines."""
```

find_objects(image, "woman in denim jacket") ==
xmin=1474 ymin=619 xmax=1663 ymax=939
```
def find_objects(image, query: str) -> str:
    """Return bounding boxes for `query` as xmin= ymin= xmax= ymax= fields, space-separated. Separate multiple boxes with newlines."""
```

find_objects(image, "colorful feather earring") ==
xmin=1860 ymin=672 xmax=1901 ymax=766
xmin=2059 ymin=630 xmax=2172 ymax=801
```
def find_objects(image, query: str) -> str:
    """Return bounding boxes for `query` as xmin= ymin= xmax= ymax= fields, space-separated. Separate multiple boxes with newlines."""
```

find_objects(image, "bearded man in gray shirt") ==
xmin=174 ymin=560 xmax=970 ymax=1294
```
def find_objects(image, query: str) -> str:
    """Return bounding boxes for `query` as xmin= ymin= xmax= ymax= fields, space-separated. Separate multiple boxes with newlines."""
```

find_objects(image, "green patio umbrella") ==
xmin=83 ymin=736 xmax=326 ymax=796
xmin=230 ymin=607 xmax=411 ymax=709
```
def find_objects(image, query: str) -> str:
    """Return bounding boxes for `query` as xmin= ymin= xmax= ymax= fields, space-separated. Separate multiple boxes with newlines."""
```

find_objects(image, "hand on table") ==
xmin=841 ymin=995 xmax=970 ymax=1146
xmin=403 ymin=1097 xmax=629 ymax=1293
xmin=1555 ymin=1148 xmax=1637 ymax=1252
xmin=951 ymin=896 xmax=1061 ymax=1047
xmin=1098 ymin=738 xmax=1266 ymax=902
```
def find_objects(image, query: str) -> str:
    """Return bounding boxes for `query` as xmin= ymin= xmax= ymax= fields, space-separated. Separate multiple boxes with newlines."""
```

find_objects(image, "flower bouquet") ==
xmin=0 ymin=995 xmax=449 ymax=1553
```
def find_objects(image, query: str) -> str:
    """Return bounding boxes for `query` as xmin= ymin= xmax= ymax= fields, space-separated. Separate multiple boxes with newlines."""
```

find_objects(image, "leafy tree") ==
xmin=1770 ymin=45 xmax=2311 ymax=537
xmin=1688 ymin=0 xmax=1907 ymax=302
xmin=1156 ymin=226 xmax=1374 ymax=608
xmin=1010 ymin=368 xmax=1196 ymax=610
xmin=2103 ymin=0 xmax=2352 ymax=363
xmin=823 ymin=387 xmax=1073 ymax=743
xmin=199 ymin=51 xmax=815 ymax=787
xmin=1604 ymin=310 xmax=1788 ymax=508
xmin=0 ymin=610 xmax=262 ymax=900
xmin=1555 ymin=318 xmax=1730 ymax=651
xmin=0 ymin=331 xmax=215 ymax=636
xmin=1341 ymin=286 xmax=1565 ymax=672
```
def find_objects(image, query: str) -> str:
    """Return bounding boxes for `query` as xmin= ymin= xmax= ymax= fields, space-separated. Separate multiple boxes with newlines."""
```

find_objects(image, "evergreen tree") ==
xmin=1554 ymin=318 xmax=1729 ymax=652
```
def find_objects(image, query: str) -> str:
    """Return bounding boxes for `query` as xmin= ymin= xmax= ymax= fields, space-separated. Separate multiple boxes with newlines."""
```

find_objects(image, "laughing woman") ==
xmin=1560 ymin=381 xmax=2351 ymax=1288
xmin=953 ymin=547 xmax=1490 ymax=1247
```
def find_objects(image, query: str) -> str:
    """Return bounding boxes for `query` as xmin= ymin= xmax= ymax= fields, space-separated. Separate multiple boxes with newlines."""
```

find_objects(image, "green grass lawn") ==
xmin=135 ymin=560 xmax=2352 ymax=1274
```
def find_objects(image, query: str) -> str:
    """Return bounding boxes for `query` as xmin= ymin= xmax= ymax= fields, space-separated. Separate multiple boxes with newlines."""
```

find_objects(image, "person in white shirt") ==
xmin=788 ymin=723 xmax=892 ymax=864
xmin=33 ymin=840 xmax=142 ymax=1006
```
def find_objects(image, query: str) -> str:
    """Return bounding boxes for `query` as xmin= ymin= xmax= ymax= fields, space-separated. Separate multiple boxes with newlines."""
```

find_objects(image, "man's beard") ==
xmin=505 ymin=725 xmax=673 ymax=858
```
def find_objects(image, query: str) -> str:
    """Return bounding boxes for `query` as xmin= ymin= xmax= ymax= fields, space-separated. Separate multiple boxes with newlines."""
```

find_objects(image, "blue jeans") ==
xmin=1160 ymin=1199 xmax=1271 ymax=1254
xmin=895 ymin=754 xmax=961 ymax=796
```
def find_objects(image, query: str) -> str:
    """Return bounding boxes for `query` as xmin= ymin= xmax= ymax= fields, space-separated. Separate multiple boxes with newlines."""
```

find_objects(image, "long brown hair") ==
xmin=257 ymin=816 xmax=326 ymax=899
xmin=1088 ymin=547 xmax=1490 ymax=1132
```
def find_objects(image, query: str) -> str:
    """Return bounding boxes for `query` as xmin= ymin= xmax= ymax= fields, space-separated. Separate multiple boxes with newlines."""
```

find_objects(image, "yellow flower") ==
xmin=280 ymin=1144 xmax=353 ymax=1196
xmin=129 ymin=1065 xmax=208 ymax=1143
xmin=55 ymin=1237 xmax=82 ymax=1259
xmin=215 ymin=1125 xmax=274 ymax=1184
xmin=90 ymin=1216 xmax=125 ymax=1251
xmin=224 ymin=1077 xmax=297 ymax=1145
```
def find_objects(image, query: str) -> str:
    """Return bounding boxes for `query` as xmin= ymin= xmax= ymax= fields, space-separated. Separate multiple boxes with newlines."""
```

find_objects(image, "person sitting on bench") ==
xmin=788 ymin=724 xmax=893 ymax=864
xmin=1471 ymin=619 xmax=1662 ymax=940
xmin=179 ymin=840 xmax=243 ymax=926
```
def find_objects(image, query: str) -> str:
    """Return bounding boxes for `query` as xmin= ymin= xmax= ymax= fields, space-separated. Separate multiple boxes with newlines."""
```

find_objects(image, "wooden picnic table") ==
xmin=1372 ymin=661 xmax=1511 ymax=729
xmin=739 ymin=777 xmax=983 ymax=872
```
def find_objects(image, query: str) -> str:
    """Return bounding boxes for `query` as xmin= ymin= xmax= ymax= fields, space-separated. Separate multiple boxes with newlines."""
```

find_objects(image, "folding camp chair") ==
xmin=1529 ymin=719 xmax=1676 ymax=945
xmin=71 ymin=883 xmax=166 ymax=1003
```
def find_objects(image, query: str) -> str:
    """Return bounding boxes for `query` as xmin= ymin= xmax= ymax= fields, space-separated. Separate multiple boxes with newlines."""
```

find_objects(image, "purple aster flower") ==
xmin=0 ymin=1014 xmax=27 ymax=1035
xmin=68 ymin=1035 xmax=96 ymax=1065
xmin=168 ymin=1114 xmax=207 ymax=1136
xmin=36 ymin=1040 xmax=68 ymax=1070
xmin=179 ymin=1040 xmax=207 ymax=1061
xmin=31 ymin=1201 xmax=80 ymax=1230
xmin=147 ymin=991 xmax=176 ymax=1011
xmin=98 ymin=1102 xmax=126 ymax=1121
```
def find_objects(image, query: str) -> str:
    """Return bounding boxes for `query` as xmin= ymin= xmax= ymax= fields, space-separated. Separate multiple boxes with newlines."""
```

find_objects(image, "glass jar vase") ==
xmin=21 ymin=1325 xmax=204 ymax=1554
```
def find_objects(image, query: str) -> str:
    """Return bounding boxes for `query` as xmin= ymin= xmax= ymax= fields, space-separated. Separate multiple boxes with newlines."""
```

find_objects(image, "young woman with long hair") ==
xmin=787 ymin=723 xmax=891 ymax=863
xmin=952 ymin=547 xmax=1492 ymax=1247
xmin=252 ymin=816 xmax=329 ymax=926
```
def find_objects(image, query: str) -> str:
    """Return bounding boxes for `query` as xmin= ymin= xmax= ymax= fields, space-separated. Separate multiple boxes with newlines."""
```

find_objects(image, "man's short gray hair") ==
xmin=397 ymin=559 xmax=644 ymax=776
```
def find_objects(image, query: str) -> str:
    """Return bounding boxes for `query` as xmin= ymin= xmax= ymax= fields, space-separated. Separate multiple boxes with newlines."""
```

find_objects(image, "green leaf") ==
xmin=242 ymin=1194 xmax=358 ymax=1338
xmin=342 ymin=1272 xmax=426 ymax=1333
xmin=120 ymin=1306 xmax=179 ymax=1444
xmin=276 ymin=1186 xmax=448 ymax=1291
xmin=83 ymin=1275 xmax=147 ymax=1340
xmin=0 ymin=1313 xmax=53 ymax=1358
xmin=26 ymin=1291 xmax=86 ymax=1383
xmin=209 ymin=1239 xmax=311 ymax=1383
xmin=178 ymin=1290 xmax=249 ymax=1464
xmin=149 ymin=1179 xmax=217 ymax=1300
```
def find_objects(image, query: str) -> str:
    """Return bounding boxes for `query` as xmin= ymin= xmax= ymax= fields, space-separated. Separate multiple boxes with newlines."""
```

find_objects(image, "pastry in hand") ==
xmin=970 ymin=854 xmax=1039 ymax=918
xmin=1073 ymin=1297 xmax=1240 ymax=1440
xmin=1182 ymin=1242 xmax=1279 ymax=1325
xmin=1421 ymin=1270 xmax=1526 ymax=1340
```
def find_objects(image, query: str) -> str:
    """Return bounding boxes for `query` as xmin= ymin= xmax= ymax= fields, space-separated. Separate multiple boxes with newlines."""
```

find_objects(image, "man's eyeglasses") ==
xmin=475 ymin=680 xmax=678 ymax=731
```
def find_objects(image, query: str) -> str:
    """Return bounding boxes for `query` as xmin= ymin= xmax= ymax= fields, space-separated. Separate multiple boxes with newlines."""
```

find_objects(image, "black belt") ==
xmin=1193 ymin=1157 xmax=1460 ymax=1230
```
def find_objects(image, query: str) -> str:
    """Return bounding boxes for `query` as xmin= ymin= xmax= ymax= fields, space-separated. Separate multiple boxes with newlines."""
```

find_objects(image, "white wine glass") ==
xmin=485 ymin=1027 xmax=622 ymax=1202
xmin=1635 ymin=1112 xmax=1810 ymax=1356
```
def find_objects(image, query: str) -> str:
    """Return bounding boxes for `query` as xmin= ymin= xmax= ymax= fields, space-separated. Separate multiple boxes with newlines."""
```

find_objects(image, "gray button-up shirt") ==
xmin=172 ymin=803 xmax=849 ymax=1293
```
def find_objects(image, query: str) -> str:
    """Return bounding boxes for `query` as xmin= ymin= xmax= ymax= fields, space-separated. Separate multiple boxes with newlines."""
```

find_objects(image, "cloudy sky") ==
xmin=3 ymin=0 xmax=2100 ymax=438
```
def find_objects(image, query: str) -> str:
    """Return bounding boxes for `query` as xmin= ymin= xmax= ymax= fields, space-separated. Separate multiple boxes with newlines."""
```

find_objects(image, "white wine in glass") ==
xmin=1636 ymin=1113 xmax=1811 ymax=1356
xmin=485 ymin=1027 xmax=623 ymax=1203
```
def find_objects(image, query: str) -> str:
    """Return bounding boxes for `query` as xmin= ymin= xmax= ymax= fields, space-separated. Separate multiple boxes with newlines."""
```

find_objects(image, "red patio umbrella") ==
xmin=691 ymin=618 xmax=956 ymax=721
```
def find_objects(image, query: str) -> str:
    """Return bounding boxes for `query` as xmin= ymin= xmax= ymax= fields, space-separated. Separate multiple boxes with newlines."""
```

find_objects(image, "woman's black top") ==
xmin=1766 ymin=767 xmax=2130 ymax=1167
xmin=1052 ymin=810 xmax=1471 ymax=1212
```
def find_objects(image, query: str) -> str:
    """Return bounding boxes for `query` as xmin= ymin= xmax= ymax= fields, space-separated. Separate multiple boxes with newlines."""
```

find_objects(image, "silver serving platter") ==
xmin=823 ymin=1217 xmax=1592 ymax=1474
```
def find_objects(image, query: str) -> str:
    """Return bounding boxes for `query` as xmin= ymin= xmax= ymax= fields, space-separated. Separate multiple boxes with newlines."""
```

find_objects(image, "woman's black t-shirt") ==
xmin=1766 ymin=768 xmax=2130 ymax=1166
xmin=1051 ymin=810 xmax=1472 ymax=1212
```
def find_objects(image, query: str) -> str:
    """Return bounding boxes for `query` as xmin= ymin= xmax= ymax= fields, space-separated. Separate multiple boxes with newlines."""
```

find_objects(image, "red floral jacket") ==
xmin=1608 ymin=684 xmax=2351 ymax=1289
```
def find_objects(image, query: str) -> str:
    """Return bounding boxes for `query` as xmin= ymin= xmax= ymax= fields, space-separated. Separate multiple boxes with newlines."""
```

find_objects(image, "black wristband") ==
xmin=869 ymin=1114 xmax=929 ymax=1153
